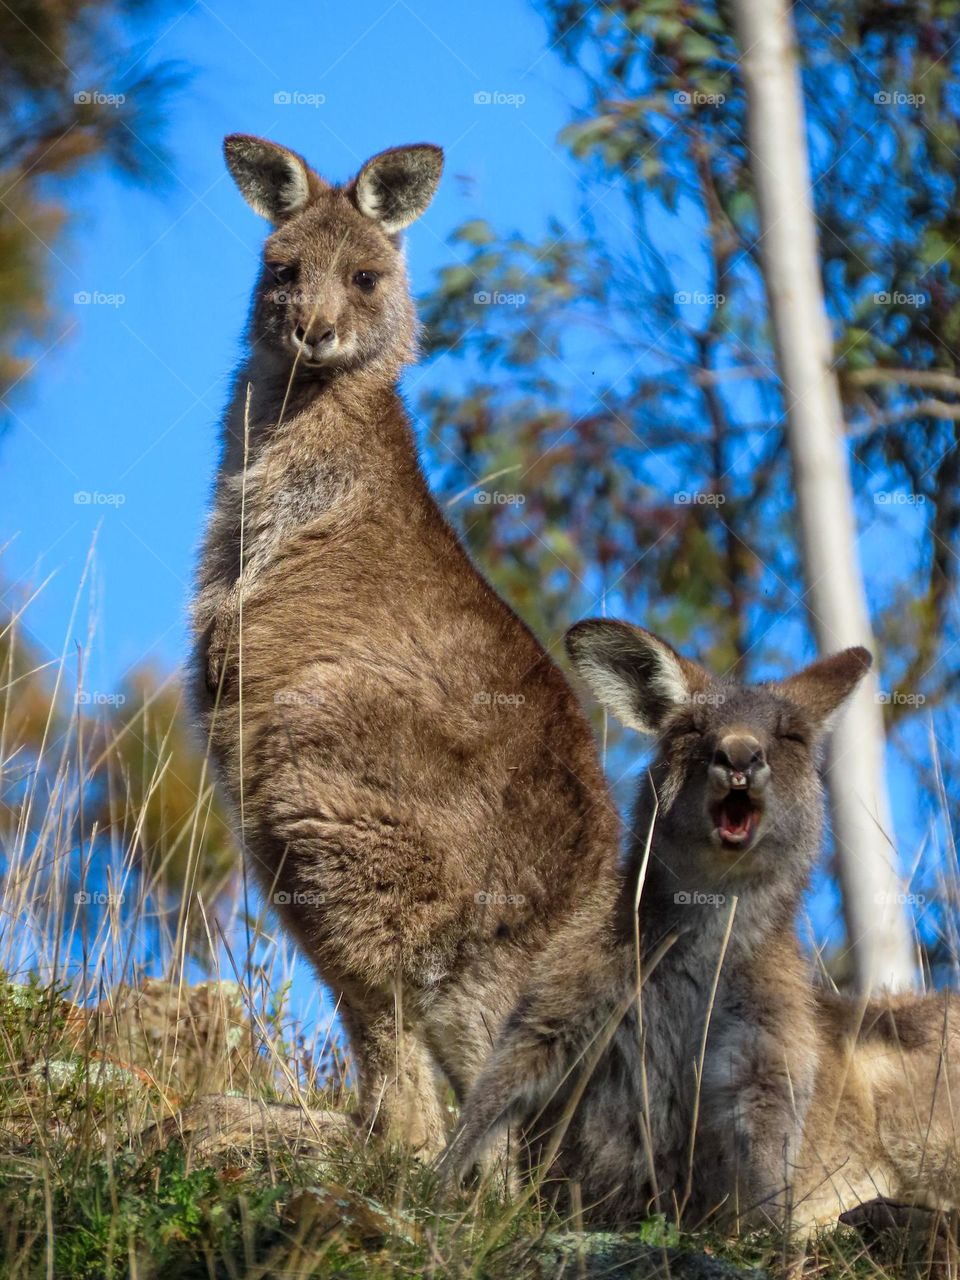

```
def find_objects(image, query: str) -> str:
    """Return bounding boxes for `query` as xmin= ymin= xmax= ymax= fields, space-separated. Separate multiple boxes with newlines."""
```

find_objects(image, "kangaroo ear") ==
xmin=565 ymin=619 xmax=710 ymax=735
xmin=223 ymin=134 xmax=319 ymax=223
xmin=774 ymin=647 xmax=873 ymax=733
xmin=352 ymin=144 xmax=443 ymax=233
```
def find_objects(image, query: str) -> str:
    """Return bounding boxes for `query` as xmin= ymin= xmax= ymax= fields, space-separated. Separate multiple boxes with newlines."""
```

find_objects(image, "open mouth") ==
xmin=711 ymin=790 xmax=762 ymax=849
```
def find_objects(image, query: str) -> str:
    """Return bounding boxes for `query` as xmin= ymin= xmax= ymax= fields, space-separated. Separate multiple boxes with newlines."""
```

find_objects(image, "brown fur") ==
xmin=443 ymin=620 xmax=960 ymax=1233
xmin=794 ymin=991 xmax=960 ymax=1227
xmin=189 ymin=136 xmax=620 ymax=1155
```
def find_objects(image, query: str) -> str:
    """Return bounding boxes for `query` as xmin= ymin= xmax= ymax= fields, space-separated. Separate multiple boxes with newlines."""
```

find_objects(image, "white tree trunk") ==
xmin=733 ymin=0 xmax=914 ymax=990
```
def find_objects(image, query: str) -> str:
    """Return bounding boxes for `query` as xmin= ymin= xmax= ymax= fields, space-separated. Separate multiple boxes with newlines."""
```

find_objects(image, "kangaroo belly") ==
xmin=530 ymin=1000 xmax=697 ymax=1224
xmin=211 ymin=639 xmax=577 ymax=1001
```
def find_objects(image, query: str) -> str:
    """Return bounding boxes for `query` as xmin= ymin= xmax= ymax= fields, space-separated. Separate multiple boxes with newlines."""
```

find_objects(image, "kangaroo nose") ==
xmin=712 ymin=734 xmax=766 ymax=788
xmin=296 ymin=319 xmax=336 ymax=346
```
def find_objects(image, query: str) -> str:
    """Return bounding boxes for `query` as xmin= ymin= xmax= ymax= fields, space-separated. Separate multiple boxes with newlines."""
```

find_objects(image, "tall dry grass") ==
xmin=0 ymin=588 xmax=953 ymax=1277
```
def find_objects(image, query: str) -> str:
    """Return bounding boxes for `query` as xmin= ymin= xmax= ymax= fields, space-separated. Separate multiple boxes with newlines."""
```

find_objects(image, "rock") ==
xmin=30 ymin=1056 xmax=143 ymax=1095
xmin=525 ymin=1232 xmax=768 ymax=1278
xmin=840 ymin=1196 xmax=959 ymax=1274
xmin=139 ymin=1092 xmax=358 ymax=1162
xmin=67 ymin=979 xmax=264 ymax=1097
xmin=283 ymin=1182 xmax=416 ymax=1249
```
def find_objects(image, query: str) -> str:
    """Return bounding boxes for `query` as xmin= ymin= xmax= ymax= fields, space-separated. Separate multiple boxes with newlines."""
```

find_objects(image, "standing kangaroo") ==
xmin=190 ymin=136 xmax=619 ymax=1155
xmin=443 ymin=619 xmax=960 ymax=1232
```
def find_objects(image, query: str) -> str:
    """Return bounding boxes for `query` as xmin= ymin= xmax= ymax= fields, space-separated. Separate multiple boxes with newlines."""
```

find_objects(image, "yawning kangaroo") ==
xmin=443 ymin=619 xmax=960 ymax=1232
xmin=190 ymin=136 xmax=619 ymax=1155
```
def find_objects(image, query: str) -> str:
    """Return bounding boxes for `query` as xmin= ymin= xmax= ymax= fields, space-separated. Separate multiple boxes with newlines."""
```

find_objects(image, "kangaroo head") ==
xmin=223 ymin=135 xmax=443 ymax=377
xmin=566 ymin=619 xmax=871 ymax=886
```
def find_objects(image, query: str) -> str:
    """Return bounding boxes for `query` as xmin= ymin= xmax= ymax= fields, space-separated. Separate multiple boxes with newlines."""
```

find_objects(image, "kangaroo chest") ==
xmin=563 ymin=933 xmax=752 ymax=1210
xmin=222 ymin=441 xmax=357 ymax=582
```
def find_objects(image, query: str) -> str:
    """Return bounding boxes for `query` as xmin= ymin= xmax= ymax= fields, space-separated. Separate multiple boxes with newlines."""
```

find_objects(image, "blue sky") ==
xmin=1 ymin=0 xmax=589 ymax=695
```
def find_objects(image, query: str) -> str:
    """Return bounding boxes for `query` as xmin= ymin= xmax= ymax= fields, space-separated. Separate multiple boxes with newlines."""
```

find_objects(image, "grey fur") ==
xmin=442 ymin=621 xmax=872 ymax=1228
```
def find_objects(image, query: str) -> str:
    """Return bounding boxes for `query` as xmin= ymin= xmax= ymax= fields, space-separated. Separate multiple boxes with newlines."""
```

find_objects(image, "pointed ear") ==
xmin=774 ymin=647 xmax=873 ymax=732
xmin=352 ymin=144 xmax=443 ymax=234
xmin=223 ymin=134 xmax=320 ymax=223
xmin=564 ymin=619 xmax=711 ymax=734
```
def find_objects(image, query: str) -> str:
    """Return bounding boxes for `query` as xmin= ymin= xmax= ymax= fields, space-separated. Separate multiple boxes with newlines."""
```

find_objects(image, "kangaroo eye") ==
xmin=267 ymin=262 xmax=295 ymax=285
xmin=778 ymin=727 xmax=807 ymax=746
xmin=353 ymin=270 xmax=379 ymax=293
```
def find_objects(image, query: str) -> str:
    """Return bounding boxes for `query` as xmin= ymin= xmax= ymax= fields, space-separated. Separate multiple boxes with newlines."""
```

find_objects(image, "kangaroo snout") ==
xmin=708 ymin=732 xmax=769 ymax=850
xmin=710 ymin=733 xmax=768 ymax=793
xmin=292 ymin=316 xmax=338 ymax=361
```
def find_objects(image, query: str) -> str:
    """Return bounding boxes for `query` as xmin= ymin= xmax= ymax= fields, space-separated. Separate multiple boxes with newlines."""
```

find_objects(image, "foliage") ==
xmin=0 ymin=0 xmax=189 ymax=413
xmin=92 ymin=669 xmax=237 ymax=933
xmin=0 ymin=608 xmax=237 ymax=965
